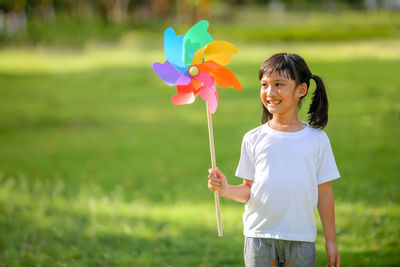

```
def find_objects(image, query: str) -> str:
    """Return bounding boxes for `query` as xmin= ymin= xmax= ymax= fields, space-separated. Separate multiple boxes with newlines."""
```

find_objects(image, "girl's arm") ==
xmin=318 ymin=181 xmax=340 ymax=267
xmin=208 ymin=168 xmax=252 ymax=203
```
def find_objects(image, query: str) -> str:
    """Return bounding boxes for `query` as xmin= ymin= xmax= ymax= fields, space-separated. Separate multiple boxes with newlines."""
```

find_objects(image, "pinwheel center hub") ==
xmin=189 ymin=66 xmax=199 ymax=77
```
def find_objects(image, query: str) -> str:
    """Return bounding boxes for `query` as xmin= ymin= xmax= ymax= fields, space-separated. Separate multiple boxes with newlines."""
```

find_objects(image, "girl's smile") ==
xmin=266 ymin=99 xmax=281 ymax=107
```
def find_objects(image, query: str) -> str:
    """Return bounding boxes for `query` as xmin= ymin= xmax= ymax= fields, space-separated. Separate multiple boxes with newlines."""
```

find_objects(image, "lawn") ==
xmin=0 ymin=39 xmax=399 ymax=266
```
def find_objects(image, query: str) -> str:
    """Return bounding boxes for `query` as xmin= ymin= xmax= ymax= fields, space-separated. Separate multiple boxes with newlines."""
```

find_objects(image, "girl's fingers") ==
xmin=208 ymin=167 xmax=223 ymax=178
xmin=208 ymin=180 xmax=220 ymax=190
xmin=208 ymin=170 xmax=216 ymax=177
xmin=208 ymin=171 xmax=218 ymax=179
xmin=208 ymin=174 xmax=218 ymax=180
xmin=209 ymin=175 xmax=220 ymax=184
xmin=207 ymin=167 xmax=224 ymax=193
xmin=210 ymin=179 xmax=221 ymax=186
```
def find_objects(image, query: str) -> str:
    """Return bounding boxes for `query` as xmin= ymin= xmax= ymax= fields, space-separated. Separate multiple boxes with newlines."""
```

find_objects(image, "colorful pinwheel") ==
xmin=152 ymin=21 xmax=242 ymax=237
xmin=152 ymin=20 xmax=242 ymax=114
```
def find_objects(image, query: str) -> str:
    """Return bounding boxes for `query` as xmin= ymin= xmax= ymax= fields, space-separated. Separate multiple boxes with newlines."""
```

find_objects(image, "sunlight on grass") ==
xmin=0 ymin=176 xmax=244 ymax=265
xmin=237 ymin=39 xmax=400 ymax=63
xmin=0 ymin=46 xmax=162 ymax=74
xmin=1 ymin=176 xmax=399 ymax=265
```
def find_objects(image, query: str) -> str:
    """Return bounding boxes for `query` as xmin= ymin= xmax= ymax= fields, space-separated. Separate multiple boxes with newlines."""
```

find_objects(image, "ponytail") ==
xmin=308 ymin=74 xmax=328 ymax=129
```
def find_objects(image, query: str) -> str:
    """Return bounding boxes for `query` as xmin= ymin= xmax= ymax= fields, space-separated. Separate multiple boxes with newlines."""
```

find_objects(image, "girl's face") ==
xmin=260 ymin=71 xmax=307 ymax=118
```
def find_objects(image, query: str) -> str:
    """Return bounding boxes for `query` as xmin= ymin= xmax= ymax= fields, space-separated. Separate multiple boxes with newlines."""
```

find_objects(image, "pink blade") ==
xmin=195 ymin=68 xmax=215 ymax=88
xmin=199 ymin=83 xmax=218 ymax=114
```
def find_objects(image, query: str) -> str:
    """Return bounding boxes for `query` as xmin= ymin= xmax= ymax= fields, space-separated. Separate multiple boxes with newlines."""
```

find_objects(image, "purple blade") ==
xmin=152 ymin=61 xmax=191 ymax=86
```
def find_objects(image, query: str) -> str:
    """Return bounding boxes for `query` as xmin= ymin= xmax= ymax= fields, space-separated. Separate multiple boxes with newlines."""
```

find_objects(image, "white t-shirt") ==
xmin=235 ymin=121 xmax=340 ymax=242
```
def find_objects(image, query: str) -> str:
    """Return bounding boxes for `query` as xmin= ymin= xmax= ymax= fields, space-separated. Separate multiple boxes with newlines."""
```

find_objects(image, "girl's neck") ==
xmin=268 ymin=115 xmax=306 ymax=132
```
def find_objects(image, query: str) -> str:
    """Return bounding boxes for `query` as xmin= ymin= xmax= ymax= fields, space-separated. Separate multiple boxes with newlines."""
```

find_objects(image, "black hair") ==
xmin=259 ymin=53 xmax=328 ymax=129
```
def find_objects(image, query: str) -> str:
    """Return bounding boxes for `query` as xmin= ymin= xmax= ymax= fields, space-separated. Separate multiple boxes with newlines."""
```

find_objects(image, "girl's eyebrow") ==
xmin=261 ymin=78 xmax=288 ymax=83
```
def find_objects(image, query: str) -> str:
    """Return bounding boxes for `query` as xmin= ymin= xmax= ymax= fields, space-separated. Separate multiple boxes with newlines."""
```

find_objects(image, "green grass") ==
xmin=0 ymin=39 xmax=399 ymax=266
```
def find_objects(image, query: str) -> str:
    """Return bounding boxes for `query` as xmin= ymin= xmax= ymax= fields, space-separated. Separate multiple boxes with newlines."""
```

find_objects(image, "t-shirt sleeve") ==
xmin=235 ymin=134 xmax=255 ymax=180
xmin=317 ymin=139 xmax=341 ymax=184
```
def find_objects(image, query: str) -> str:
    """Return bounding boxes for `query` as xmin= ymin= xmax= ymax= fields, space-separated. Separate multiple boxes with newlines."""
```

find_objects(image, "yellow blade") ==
xmin=191 ymin=41 xmax=238 ymax=66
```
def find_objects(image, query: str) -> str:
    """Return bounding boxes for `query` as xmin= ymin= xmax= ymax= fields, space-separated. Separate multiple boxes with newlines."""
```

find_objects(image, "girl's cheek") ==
xmin=261 ymin=88 xmax=267 ymax=96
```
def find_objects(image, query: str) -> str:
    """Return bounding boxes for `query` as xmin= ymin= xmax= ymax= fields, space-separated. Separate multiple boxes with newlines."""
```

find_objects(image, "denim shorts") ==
xmin=244 ymin=237 xmax=316 ymax=267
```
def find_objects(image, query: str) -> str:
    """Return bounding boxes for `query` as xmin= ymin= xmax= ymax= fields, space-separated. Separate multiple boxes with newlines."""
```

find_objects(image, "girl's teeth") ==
xmin=268 ymin=100 xmax=281 ymax=105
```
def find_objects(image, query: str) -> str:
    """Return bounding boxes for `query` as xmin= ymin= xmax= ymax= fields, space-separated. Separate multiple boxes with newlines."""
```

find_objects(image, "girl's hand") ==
xmin=325 ymin=240 xmax=340 ymax=267
xmin=208 ymin=167 xmax=228 ymax=196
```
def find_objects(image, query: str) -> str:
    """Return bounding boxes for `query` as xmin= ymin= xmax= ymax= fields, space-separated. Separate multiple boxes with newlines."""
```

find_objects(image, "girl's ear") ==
xmin=297 ymin=82 xmax=308 ymax=97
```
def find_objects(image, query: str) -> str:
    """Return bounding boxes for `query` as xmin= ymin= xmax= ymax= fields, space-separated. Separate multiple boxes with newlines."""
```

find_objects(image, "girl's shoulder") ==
xmin=307 ymin=126 xmax=331 ymax=144
xmin=242 ymin=124 xmax=265 ymax=141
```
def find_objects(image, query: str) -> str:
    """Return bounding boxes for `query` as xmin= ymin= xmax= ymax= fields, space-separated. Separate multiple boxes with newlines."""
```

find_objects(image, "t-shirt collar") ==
xmin=264 ymin=120 xmax=310 ymax=137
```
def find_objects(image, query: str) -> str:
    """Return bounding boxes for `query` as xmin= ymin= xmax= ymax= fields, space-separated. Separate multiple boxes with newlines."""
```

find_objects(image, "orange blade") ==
xmin=198 ymin=61 xmax=242 ymax=91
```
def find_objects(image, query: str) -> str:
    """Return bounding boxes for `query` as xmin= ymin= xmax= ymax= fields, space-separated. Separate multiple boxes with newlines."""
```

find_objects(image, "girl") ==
xmin=208 ymin=53 xmax=340 ymax=267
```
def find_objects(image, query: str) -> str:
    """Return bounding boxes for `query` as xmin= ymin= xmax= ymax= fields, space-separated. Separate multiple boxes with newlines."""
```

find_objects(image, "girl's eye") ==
xmin=276 ymin=83 xmax=283 ymax=86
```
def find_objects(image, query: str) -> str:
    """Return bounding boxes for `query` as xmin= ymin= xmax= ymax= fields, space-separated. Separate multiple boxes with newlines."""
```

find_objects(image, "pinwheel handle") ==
xmin=206 ymin=102 xmax=223 ymax=237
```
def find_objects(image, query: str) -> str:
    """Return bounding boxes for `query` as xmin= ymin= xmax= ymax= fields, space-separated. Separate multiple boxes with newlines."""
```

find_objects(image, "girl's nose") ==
xmin=266 ymin=86 xmax=276 ymax=96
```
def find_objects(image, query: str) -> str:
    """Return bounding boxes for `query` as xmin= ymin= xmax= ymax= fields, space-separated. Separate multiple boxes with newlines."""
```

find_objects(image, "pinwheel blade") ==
xmin=171 ymin=91 xmax=196 ymax=105
xmin=192 ymin=41 xmax=238 ymax=66
xmin=199 ymin=83 xmax=218 ymax=114
xmin=171 ymin=80 xmax=201 ymax=105
xmin=198 ymin=61 xmax=242 ymax=91
xmin=191 ymin=45 xmax=207 ymax=65
xmin=152 ymin=61 xmax=191 ymax=86
xmin=195 ymin=68 xmax=215 ymax=88
xmin=183 ymin=20 xmax=213 ymax=68
xmin=164 ymin=28 xmax=187 ymax=74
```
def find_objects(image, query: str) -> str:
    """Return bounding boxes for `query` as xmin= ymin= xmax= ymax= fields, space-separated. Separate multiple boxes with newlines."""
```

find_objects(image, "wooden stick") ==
xmin=206 ymin=102 xmax=223 ymax=237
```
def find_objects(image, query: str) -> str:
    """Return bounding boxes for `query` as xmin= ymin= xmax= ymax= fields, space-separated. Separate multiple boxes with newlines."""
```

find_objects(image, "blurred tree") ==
xmin=35 ymin=0 xmax=55 ymax=20
xmin=150 ymin=0 xmax=170 ymax=18
xmin=323 ymin=0 xmax=336 ymax=10
xmin=175 ymin=0 xmax=211 ymax=23
xmin=344 ymin=0 xmax=365 ymax=9
xmin=98 ymin=0 xmax=131 ymax=24
xmin=0 ymin=0 xmax=391 ymax=33
xmin=0 ymin=0 xmax=27 ymax=35
xmin=0 ymin=0 xmax=13 ymax=11
xmin=63 ymin=0 xmax=95 ymax=18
